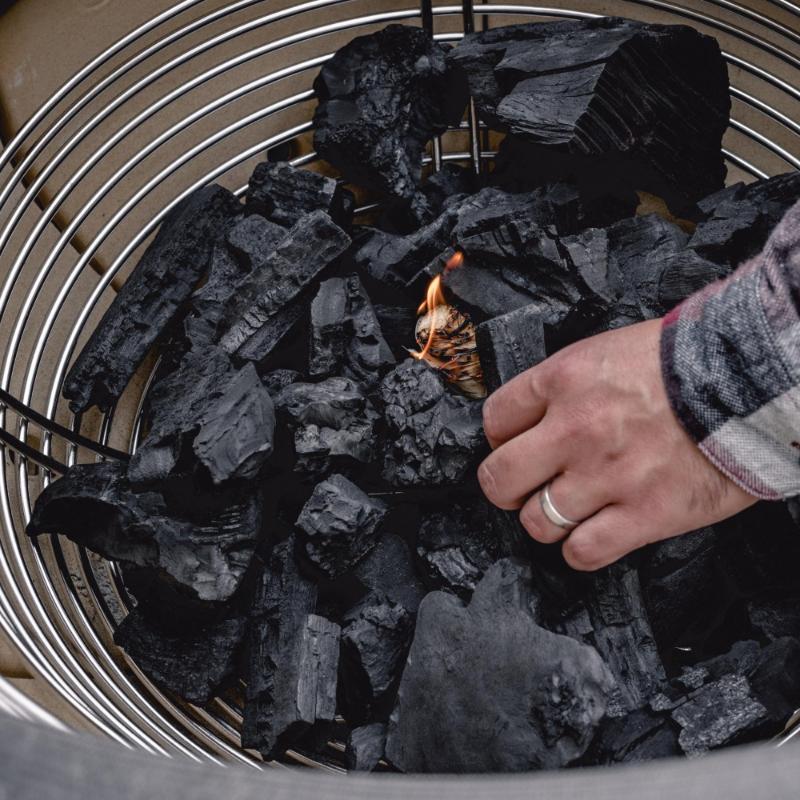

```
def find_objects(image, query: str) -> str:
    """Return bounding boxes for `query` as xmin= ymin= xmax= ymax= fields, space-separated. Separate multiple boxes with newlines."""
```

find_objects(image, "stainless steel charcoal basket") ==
xmin=0 ymin=0 xmax=799 ymax=773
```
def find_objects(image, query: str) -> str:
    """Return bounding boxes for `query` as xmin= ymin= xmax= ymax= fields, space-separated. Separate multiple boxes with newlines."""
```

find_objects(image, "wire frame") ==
xmin=0 ymin=0 xmax=798 ymax=768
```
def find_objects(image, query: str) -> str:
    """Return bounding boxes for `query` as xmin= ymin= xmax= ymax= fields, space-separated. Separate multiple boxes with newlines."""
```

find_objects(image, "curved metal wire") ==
xmin=0 ymin=0 xmax=797 ymax=769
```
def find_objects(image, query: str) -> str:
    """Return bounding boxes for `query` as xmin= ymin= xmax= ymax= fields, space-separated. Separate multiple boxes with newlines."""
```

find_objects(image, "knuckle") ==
xmin=562 ymin=533 xmax=602 ymax=572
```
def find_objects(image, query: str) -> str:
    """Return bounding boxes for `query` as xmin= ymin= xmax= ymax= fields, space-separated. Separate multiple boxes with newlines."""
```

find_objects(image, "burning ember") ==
xmin=409 ymin=250 xmax=486 ymax=399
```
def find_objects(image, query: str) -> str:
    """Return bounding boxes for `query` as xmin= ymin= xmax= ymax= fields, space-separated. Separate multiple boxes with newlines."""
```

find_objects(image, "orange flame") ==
xmin=412 ymin=250 xmax=464 ymax=361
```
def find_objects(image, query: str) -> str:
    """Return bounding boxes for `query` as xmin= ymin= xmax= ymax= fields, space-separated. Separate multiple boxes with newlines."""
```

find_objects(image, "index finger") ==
xmin=482 ymin=363 xmax=549 ymax=449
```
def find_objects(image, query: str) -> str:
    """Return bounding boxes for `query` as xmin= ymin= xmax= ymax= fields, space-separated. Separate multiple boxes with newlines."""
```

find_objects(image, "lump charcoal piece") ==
xmin=385 ymin=560 xmax=614 ymax=772
xmin=448 ymin=18 xmax=729 ymax=208
xmin=236 ymin=301 xmax=307 ymax=365
xmin=219 ymin=210 xmax=351 ymax=361
xmin=27 ymin=461 xmax=261 ymax=605
xmin=114 ymin=607 xmax=246 ymax=704
xmin=261 ymin=368 xmax=301 ymax=395
xmin=585 ymin=708 xmax=680 ymax=765
xmin=476 ymin=305 xmax=546 ymax=392
xmin=379 ymin=359 xmax=486 ymax=487
xmin=421 ymin=163 xmax=478 ymax=215
xmin=226 ymin=214 xmax=285 ymax=271
xmin=560 ymin=562 xmax=665 ymax=715
xmin=747 ymin=593 xmax=800 ymax=642
xmin=309 ymin=275 xmax=395 ymax=386
xmin=243 ymin=540 xmax=340 ymax=759
xmin=690 ymin=171 xmax=800 ymax=268
xmin=275 ymin=377 xmax=379 ymax=474
xmin=193 ymin=362 xmax=276 ymax=484
xmin=246 ymin=160 xmax=354 ymax=228
xmin=745 ymin=637 xmax=800 ymax=728
xmin=671 ymin=674 xmax=766 ymax=756
xmin=313 ymin=24 xmax=468 ymax=201
xmin=417 ymin=500 xmax=503 ymax=597
xmin=296 ymin=474 xmax=387 ymax=578
xmin=345 ymin=723 xmax=387 ymax=772
xmin=64 ymin=184 xmax=238 ymax=413
xmin=340 ymin=590 xmax=415 ymax=724
xmin=354 ymin=533 xmax=426 ymax=614
xmin=373 ymin=305 xmax=418 ymax=360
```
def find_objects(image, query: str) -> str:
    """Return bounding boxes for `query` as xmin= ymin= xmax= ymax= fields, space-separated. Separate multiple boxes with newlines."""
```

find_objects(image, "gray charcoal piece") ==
xmin=354 ymin=533 xmax=426 ymax=614
xmin=586 ymin=708 xmax=680 ymax=765
xmin=63 ymin=184 xmax=238 ymax=413
xmin=447 ymin=18 xmax=729 ymax=206
xmin=246 ymin=160 xmax=354 ymax=228
xmin=113 ymin=608 xmax=246 ymax=704
xmin=313 ymin=24 xmax=468 ymax=201
xmin=476 ymin=305 xmax=546 ymax=392
xmin=192 ymin=362 xmax=276 ymax=484
xmin=340 ymin=590 xmax=414 ymax=723
xmin=385 ymin=560 xmax=614 ymax=773
xmin=219 ymin=210 xmax=351 ymax=360
xmin=226 ymin=214 xmax=285 ymax=271
xmin=309 ymin=275 xmax=395 ymax=386
xmin=671 ymin=674 xmax=767 ymax=756
xmin=296 ymin=474 xmax=387 ymax=578
xmin=417 ymin=500 xmax=503 ymax=596
xmin=345 ymin=723 xmax=388 ymax=772
xmin=235 ymin=301 xmax=307 ymax=365
xmin=261 ymin=368 xmax=301 ymax=395
xmin=379 ymin=359 xmax=486 ymax=487
xmin=26 ymin=461 xmax=261 ymax=605
xmin=242 ymin=538 xmax=340 ymax=759
xmin=275 ymin=377 xmax=380 ymax=475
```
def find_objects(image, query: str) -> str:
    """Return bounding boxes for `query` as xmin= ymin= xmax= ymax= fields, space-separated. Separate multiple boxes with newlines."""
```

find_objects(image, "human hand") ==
xmin=477 ymin=318 xmax=756 ymax=571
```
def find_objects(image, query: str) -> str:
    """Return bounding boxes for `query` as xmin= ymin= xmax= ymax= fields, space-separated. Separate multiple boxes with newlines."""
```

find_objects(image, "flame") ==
xmin=412 ymin=250 xmax=464 ymax=361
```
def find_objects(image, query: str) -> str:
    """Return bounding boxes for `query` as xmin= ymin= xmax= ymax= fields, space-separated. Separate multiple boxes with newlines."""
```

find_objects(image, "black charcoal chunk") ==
xmin=747 ymin=594 xmax=800 ymax=642
xmin=386 ymin=560 xmax=614 ymax=772
xmin=261 ymin=368 xmax=301 ymax=395
xmin=421 ymin=163 xmax=478 ymax=215
xmin=309 ymin=275 xmax=395 ymax=386
xmin=246 ymin=160 xmax=354 ymax=228
xmin=448 ymin=18 xmax=729 ymax=208
xmin=219 ymin=210 xmax=351 ymax=362
xmin=379 ymin=359 xmax=486 ymax=487
xmin=275 ymin=377 xmax=379 ymax=475
xmin=417 ymin=500 xmax=502 ymax=597
xmin=690 ymin=171 xmax=800 ymax=268
xmin=27 ymin=461 xmax=261 ymax=605
xmin=64 ymin=184 xmax=238 ymax=413
xmin=114 ymin=608 xmax=246 ymax=704
xmin=373 ymin=305 xmax=419 ymax=360
xmin=671 ymin=674 xmax=766 ymax=756
xmin=296 ymin=474 xmax=387 ymax=579
xmin=354 ymin=533 xmax=426 ymax=614
xmin=226 ymin=214 xmax=285 ymax=271
xmin=345 ymin=723 xmax=387 ymax=772
xmin=476 ymin=305 xmax=546 ymax=392
xmin=242 ymin=538 xmax=340 ymax=759
xmin=585 ymin=708 xmax=680 ymax=765
xmin=745 ymin=637 xmax=800 ymax=728
xmin=313 ymin=24 xmax=468 ymax=201
xmin=340 ymin=590 xmax=414 ymax=723
xmin=559 ymin=563 xmax=666 ymax=715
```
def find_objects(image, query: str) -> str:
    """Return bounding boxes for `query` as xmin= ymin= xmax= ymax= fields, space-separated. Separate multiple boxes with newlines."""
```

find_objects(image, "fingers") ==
xmin=482 ymin=365 xmax=548 ymax=449
xmin=519 ymin=473 xmax=611 ymax=544
xmin=477 ymin=418 xmax=565 ymax=509
xmin=561 ymin=505 xmax=653 ymax=572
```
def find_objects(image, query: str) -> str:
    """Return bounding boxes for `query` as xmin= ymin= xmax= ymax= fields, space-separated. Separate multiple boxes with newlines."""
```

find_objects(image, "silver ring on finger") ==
xmin=540 ymin=482 xmax=580 ymax=531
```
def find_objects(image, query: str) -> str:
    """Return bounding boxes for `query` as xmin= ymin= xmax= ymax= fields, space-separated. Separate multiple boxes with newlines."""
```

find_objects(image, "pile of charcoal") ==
xmin=26 ymin=18 xmax=800 ymax=773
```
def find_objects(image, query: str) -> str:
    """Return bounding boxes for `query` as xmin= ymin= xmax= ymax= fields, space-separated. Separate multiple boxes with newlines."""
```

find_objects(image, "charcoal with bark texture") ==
xmin=476 ymin=305 xmax=546 ymax=392
xmin=27 ymin=461 xmax=261 ymax=605
xmin=128 ymin=345 xmax=274 ymax=485
xmin=379 ymin=359 xmax=486 ymax=487
xmin=246 ymin=160 xmax=354 ymax=228
xmin=63 ymin=184 xmax=238 ymax=413
xmin=296 ymin=474 xmax=387 ymax=579
xmin=275 ymin=377 xmax=379 ymax=475
xmin=339 ymin=590 xmax=414 ymax=724
xmin=309 ymin=275 xmax=395 ymax=386
xmin=226 ymin=214 xmax=285 ymax=271
xmin=584 ymin=708 xmax=680 ymax=765
xmin=345 ymin=723 xmax=387 ymax=772
xmin=417 ymin=500 xmax=503 ymax=597
xmin=447 ymin=18 xmax=729 ymax=209
xmin=558 ymin=562 xmax=666 ymax=716
xmin=386 ymin=560 xmax=614 ymax=773
xmin=690 ymin=171 xmax=800 ymax=268
xmin=313 ymin=24 xmax=468 ymax=201
xmin=261 ymin=368 xmax=301 ymax=395
xmin=242 ymin=538 xmax=340 ymax=759
xmin=219 ymin=210 xmax=351 ymax=363
xmin=114 ymin=607 xmax=246 ymax=704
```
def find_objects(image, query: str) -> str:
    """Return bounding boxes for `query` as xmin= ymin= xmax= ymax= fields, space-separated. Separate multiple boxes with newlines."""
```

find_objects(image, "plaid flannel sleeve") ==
xmin=661 ymin=199 xmax=800 ymax=500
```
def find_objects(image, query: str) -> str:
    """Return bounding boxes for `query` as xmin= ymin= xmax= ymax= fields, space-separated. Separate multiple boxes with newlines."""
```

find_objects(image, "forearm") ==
xmin=661 ymin=200 xmax=800 ymax=500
